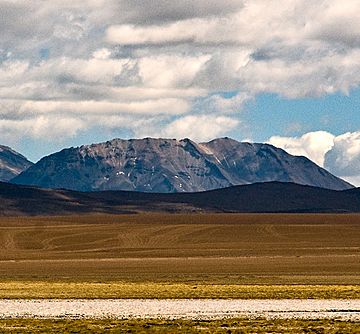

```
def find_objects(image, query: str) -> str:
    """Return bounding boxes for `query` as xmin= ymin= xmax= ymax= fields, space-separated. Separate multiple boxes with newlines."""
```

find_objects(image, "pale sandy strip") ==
xmin=0 ymin=299 xmax=359 ymax=320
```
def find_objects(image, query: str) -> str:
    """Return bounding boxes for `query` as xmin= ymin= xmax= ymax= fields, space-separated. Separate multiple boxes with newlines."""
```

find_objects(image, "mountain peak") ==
xmin=12 ymin=137 xmax=353 ymax=192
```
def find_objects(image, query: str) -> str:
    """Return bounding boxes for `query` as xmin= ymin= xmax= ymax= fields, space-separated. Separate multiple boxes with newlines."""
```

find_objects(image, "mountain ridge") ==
xmin=0 ymin=181 xmax=359 ymax=216
xmin=0 ymin=145 xmax=33 ymax=182
xmin=12 ymin=137 xmax=352 ymax=192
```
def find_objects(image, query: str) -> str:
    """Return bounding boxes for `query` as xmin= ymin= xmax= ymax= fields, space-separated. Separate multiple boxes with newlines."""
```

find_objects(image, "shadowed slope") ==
xmin=0 ymin=181 xmax=360 ymax=216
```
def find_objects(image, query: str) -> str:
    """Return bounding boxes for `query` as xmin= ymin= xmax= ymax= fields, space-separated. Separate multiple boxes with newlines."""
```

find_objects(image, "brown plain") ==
xmin=0 ymin=213 xmax=359 ymax=286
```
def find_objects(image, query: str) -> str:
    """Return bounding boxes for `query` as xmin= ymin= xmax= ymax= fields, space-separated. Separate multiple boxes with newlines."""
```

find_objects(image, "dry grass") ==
xmin=0 ymin=318 xmax=359 ymax=334
xmin=0 ymin=282 xmax=359 ymax=299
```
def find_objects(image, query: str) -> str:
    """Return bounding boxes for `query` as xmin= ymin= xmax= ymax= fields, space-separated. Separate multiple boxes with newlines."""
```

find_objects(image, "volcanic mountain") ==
xmin=12 ymin=137 xmax=352 ymax=192
xmin=0 ymin=145 xmax=33 ymax=182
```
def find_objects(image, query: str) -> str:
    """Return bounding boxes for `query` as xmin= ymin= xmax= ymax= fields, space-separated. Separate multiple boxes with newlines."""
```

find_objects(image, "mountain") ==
xmin=1 ymin=181 xmax=360 ymax=216
xmin=12 ymin=137 xmax=352 ymax=192
xmin=0 ymin=145 xmax=33 ymax=182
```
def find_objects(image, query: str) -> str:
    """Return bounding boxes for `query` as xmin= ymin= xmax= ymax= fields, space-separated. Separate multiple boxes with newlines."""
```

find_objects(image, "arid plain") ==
xmin=0 ymin=213 xmax=359 ymax=299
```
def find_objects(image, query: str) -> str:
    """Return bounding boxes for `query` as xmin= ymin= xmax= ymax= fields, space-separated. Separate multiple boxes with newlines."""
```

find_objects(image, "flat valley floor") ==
xmin=0 ymin=213 xmax=359 ymax=287
xmin=0 ymin=214 xmax=359 ymax=332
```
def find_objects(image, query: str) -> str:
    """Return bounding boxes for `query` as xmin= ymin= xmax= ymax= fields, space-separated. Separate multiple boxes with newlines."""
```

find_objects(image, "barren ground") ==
xmin=0 ymin=214 xmax=359 ymax=286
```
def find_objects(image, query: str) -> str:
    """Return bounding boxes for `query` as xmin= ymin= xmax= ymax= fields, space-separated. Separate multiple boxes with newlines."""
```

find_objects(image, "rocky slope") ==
xmin=0 ymin=145 xmax=33 ymax=182
xmin=12 ymin=137 xmax=352 ymax=192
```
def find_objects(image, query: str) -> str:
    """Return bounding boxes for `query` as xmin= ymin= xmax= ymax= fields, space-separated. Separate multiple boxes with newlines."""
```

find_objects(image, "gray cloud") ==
xmin=113 ymin=0 xmax=244 ymax=24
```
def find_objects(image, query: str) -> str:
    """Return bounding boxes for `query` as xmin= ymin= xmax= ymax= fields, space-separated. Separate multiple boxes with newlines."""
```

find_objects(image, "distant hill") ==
xmin=0 ymin=145 xmax=33 ymax=182
xmin=1 ymin=181 xmax=359 ymax=216
xmin=12 ymin=137 xmax=352 ymax=192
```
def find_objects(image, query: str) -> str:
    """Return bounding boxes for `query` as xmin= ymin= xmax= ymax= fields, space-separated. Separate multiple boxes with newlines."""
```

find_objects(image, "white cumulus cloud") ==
xmin=268 ymin=131 xmax=335 ymax=167
xmin=324 ymin=132 xmax=360 ymax=185
xmin=269 ymin=130 xmax=360 ymax=186
xmin=136 ymin=115 xmax=240 ymax=142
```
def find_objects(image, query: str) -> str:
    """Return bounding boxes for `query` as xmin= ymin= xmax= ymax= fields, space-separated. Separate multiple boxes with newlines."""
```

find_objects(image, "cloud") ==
xmin=268 ymin=130 xmax=360 ymax=186
xmin=0 ymin=97 xmax=191 ymax=144
xmin=0 ymin=116 xmax=85 ymax=141
xmin=268 ymin=131 xmax=335 ymax=167
xmin=113 ymin=0 xmax=244 ymax=24
xmin=161 ymin=115 xmax=239 ymax=142
xmin=17 ymin=99 xmax=190 ymax=116
xmin=192 ymin=93 xmax=252 ymax=115
xmin=135 ymin=115 xmax=240 ymax=142
xmin=324 ymin=132 xmax=360 ymax=180
xmin=106 ymin=18 xmax=227 ymax=46
xmin=138 ymin=55 xmax=211 ymax=88
xmin=0 ymin=0 xmax=360 ymax=144
xmin=305 ymin=0 xmax=360 ymax=47
xmin=0 ymin=60 xmax=29 ymax=82
xmin=92 ymin=48 xmax=111 ymax=59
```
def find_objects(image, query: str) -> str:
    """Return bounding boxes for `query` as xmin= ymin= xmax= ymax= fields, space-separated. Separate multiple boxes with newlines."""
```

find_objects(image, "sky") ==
xmin=0 ymin=0 xmax=359 ymax=185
